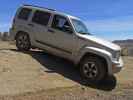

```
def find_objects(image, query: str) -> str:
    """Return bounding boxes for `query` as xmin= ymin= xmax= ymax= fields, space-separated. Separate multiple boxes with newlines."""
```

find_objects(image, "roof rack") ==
xmin=23 ymin=4 xmax=56 ymax=11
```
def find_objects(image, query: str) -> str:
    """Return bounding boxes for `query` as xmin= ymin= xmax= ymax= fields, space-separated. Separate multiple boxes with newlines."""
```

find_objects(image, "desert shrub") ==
xmin=1 ymin=32 xmax=9 ymax=41
xmin=0 ymin=32 xmax=2 ymax=40
xmin=121 ymin=48 xmax=128 ymax=56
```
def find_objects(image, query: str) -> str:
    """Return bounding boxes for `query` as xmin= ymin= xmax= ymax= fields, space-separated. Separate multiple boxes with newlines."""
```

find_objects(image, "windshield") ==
xmin=71 ymin=19 xmax=90 ymax=35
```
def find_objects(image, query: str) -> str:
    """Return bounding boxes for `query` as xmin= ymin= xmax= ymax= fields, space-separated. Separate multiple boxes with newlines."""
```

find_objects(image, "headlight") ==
xmin=112 ymin=51 xmax=121 ymax=61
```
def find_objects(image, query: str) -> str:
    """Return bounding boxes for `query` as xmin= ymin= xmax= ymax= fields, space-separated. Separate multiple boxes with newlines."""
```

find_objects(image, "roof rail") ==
xmin=23 ymin=4 xmax=56 ymax=11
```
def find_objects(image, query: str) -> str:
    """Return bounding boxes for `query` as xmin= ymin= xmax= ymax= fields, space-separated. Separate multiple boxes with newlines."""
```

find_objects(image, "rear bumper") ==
xmin=112 ymin=57 xmax=123 ymax=74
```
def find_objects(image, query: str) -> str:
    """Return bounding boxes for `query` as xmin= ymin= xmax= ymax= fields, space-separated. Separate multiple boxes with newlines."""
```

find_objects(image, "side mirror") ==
xmin=64 ymin=25 xmax=73 ymax=33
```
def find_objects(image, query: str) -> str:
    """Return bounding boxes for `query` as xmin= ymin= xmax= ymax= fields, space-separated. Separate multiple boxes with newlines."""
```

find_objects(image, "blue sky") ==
xmin=0 ymin=0 xmax=133 ymax=40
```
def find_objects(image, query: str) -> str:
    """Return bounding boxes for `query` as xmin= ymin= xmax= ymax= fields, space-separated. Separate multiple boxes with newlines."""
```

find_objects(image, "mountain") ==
xmin=113 ymin=39 xmax=133 ymax=47
xmin=113 ymin=39 xmax=133 ymax=56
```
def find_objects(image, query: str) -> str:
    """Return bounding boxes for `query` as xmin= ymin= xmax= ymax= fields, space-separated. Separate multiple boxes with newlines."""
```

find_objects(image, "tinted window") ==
xmin=32 ymin=10 xmax=51 ymax=26
xmin=18 ymin=8 xmax=32 ymax=20
xmin=52 ymin=15 xmax=72 ymax=33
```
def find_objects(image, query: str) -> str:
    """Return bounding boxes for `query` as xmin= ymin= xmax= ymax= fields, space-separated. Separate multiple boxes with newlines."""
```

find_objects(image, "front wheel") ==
xmin=16 ymin=32 xmax=31 ymax=51
xmin=79 ymin=56 xmax=106 ymax=83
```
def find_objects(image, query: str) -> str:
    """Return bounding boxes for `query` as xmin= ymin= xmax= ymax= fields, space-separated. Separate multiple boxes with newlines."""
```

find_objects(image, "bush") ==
xmin=121 ymin=48 xmax=128 ymax=56
xmin=1 ymin=32 xmax=9 ymax=41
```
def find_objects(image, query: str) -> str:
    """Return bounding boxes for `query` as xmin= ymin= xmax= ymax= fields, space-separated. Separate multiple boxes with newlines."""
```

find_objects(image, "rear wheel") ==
xmin=79 ymin=56 xmax=106 ymax=83
xmin=16 ymin=32 xmax=31 ymax=51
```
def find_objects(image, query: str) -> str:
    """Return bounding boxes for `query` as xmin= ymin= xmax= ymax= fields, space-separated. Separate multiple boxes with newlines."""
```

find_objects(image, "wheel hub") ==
xmin=18 ymin=34 xmax=29 ymax=48
xmin=83 ymin=62 xmax=98 ymax=79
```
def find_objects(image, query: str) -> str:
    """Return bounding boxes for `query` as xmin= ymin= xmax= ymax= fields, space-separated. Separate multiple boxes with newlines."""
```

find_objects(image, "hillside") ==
xmin=0 ymin=41 xmax=133 ymax=100
xmin=113 ymin=39 xmax=133 ymax=56
xmin=113 ymin=39 xmax=133 ymax=47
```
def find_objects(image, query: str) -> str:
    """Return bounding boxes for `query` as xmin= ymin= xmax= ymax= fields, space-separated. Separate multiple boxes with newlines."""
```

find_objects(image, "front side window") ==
xmin=71 ymin=19 xmax=90 ymax=35
xmin=18 ymin=8 xmax=32 ymax=20
xmin=52 ymin=15 xmax=73 ymax=33
xmin=32 ymin=10 xmax=51 ymax=26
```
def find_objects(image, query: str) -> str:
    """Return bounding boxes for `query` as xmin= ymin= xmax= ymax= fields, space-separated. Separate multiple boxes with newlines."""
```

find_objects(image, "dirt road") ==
xmin=0 ymin=41 xmax=133 ymax=100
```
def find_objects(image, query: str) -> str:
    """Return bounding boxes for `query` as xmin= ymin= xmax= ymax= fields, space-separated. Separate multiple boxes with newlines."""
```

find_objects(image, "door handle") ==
xmin=48 ymin=29 xmax=55 ymax=33
xmin=28 ymin=23 xmax=34 ymax=27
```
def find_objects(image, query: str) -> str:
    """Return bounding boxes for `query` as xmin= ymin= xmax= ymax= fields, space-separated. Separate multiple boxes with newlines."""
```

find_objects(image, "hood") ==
xmin=78 ymin=34 xmax=121 ymax=51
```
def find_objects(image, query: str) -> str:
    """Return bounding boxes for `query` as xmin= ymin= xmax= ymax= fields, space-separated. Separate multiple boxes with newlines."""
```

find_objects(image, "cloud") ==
xmin=85 ymin=16 xmax=133 ymax=33
xmin=0 ymin=23 xmax=10 ymax=32
xmin=84 ymin=16 xmax=133 ymax=40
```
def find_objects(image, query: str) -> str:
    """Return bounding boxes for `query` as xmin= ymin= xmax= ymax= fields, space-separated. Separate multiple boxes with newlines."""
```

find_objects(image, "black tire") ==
xmin=16 ymin=32 xmax=31 ymax=51
xmin=79 ymin=56 xmax=106 ymax=83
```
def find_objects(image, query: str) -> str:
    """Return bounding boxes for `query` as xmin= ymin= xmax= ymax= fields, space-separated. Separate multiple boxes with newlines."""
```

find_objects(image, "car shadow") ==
xmin=10 ymin=49 xmax=117 ymax=91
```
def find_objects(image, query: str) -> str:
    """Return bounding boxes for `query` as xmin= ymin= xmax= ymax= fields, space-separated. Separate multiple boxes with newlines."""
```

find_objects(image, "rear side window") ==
xmin=32 ymin=10 xmax=51 ymax=26
xmin=18 ymin=8 xmax=32 ymax=20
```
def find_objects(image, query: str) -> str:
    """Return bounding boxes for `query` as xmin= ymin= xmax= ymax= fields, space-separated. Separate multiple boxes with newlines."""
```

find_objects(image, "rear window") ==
xmin=32 ymin=10 xmax=51 ymax=26
xmin=18 ymin=8 xmax=32 ymax=20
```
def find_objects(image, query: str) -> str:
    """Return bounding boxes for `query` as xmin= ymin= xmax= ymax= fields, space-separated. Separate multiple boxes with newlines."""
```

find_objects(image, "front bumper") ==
xmin=112 ymin=57 xmax=123 ymax=74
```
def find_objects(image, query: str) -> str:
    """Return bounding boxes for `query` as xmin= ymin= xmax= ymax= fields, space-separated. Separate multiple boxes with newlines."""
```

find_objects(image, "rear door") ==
xmin=30 ymin=10 xmax=52 ymax=45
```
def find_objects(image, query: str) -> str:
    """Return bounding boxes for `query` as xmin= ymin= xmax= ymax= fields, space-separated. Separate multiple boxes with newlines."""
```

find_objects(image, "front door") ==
xmin=49 ymin=14 xmax=75 ymax=54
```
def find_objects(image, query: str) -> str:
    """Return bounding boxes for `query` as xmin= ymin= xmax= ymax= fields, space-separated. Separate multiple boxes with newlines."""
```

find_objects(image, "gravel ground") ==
xmin=0 ymin=41 xmax=133 ymax=100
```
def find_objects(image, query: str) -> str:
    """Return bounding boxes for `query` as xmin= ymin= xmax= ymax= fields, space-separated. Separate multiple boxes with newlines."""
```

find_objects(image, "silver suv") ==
xmin=10 ymin=5 xmax=123 ymax=83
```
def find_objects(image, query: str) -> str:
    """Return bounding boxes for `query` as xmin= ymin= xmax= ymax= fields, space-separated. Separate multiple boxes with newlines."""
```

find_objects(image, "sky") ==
xmin=0 ymin=0 xmax=133 ymax=40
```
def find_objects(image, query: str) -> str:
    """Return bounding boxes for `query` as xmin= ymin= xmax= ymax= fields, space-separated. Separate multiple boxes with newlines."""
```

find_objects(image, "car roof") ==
xmin=22 ymin=4 xmax=80 ymax=20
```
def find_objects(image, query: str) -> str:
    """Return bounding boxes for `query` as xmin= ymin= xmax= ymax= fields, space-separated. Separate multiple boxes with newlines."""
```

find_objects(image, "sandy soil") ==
xmin=0 ymin=41 xmax=133 ymax=100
